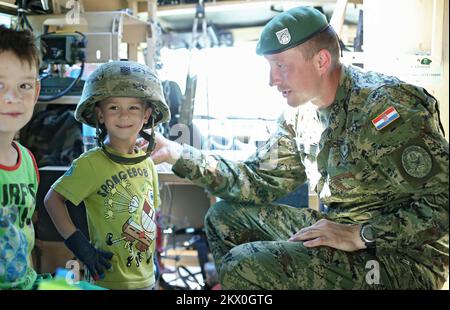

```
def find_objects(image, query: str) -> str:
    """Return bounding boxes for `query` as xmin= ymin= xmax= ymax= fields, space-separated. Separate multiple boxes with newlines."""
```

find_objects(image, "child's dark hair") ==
xmin=0 ymin=25 xmax=41 ymax=72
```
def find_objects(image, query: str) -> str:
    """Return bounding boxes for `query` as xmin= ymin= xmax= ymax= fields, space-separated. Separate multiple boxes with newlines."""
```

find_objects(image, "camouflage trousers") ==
xmin=204 ymin=201 xmax=438 ymax=290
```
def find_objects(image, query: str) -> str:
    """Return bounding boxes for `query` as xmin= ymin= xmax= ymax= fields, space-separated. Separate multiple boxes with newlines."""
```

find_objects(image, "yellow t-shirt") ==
xmin=52 ymin=146 xmax=159 ymax=289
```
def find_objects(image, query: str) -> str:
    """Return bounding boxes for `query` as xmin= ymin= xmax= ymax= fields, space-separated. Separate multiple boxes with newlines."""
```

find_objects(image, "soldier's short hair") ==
xmin=0 ymin=25 xmax=41 ymax=73
xmin=297 ymin=26 xmax=340 ymax=67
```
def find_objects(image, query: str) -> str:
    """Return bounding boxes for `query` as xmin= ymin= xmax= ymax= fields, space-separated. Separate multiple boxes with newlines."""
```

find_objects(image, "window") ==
xmin=158 ymin=41 xmax=322 ymax=157
xmin=0 ymin=13 xmax=11 ymax=27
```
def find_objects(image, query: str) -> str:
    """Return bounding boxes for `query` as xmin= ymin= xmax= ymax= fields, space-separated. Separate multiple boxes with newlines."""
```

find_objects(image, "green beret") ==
xmin=256 ymin=6 xmax=329 ymax=55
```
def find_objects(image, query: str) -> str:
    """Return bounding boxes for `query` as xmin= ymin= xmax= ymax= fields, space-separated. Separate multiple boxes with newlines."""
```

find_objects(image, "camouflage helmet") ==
xmin=75 ymin=60 xmax=170 ymax=128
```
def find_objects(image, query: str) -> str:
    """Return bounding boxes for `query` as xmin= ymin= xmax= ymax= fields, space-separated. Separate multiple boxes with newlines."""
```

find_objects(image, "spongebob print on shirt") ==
xmin=103 ymin=179 xmax=156 ymax=268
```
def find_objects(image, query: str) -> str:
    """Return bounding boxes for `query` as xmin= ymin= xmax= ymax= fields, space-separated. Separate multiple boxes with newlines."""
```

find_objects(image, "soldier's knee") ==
xmin=219 ymin=243 xmax=271 ymax=289
xmin=219 ymin=245 xmax=250 ymax=287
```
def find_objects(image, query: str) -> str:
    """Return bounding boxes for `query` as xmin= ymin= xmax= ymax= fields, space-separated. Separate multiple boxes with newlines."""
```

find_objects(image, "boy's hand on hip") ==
xmin=64 ymin=229 xmax=114 ymax=281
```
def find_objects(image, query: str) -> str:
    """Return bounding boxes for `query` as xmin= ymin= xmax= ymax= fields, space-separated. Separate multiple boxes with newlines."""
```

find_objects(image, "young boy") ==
xmin=0 ymin=25 xmax=41 ymax=290
xmin=44 ymin=60 xmax=170 ymax=289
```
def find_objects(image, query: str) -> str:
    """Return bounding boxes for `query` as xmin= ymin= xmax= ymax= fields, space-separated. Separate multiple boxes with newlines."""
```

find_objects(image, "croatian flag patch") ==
xmin=372 ymin=106 xmax=400 ymax=130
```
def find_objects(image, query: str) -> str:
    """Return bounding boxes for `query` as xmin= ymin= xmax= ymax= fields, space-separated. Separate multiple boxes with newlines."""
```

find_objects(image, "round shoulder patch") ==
xmin=401 ymin=145 xmax=432 ymax=178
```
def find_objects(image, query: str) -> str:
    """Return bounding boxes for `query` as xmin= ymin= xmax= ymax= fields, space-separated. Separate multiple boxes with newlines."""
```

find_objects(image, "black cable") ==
xmin=38 ymin=61 xmax=84 ymax=102
xmin=177 ymin=265 xmax=203 ymax=289
xmin=38 ymin=30 xmax=87 ymax=102
xmin=24 ymin=15 xmax=33 ymax=31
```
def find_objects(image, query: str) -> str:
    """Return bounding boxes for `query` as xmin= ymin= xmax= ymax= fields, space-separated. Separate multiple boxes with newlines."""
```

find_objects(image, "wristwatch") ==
xmin=360 ymin=224 xmax=376 ymax=249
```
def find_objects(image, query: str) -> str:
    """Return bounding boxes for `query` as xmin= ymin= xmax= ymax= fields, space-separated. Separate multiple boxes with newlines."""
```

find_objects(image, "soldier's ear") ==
xmin=315 ymin=49 xmax=331 ymax=74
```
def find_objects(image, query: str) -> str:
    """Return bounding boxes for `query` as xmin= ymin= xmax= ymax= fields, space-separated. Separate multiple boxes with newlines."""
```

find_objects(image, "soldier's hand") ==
xmin=136 ymin=137 xmax=149 ymax=150
xmin=288 ymin=219 xmax=365 ymax=252
xmin=149 ymin=131 xmax=183 ymax=165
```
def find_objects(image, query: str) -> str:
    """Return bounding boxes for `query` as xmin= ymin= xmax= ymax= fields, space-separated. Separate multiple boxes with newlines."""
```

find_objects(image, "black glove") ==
xmin=64 ymin=229 xmax=114 ymax=281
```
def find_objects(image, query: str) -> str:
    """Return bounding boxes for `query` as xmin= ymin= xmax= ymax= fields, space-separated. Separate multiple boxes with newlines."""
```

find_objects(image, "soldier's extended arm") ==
xmin=361 ymin=85 xmax=449 ymax=254
xmin=171 ymin=118 xmax=307 ymax=204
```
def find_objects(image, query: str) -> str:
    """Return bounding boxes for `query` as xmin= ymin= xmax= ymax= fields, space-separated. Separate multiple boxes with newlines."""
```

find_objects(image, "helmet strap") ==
xmin=140 ymin=117 xmax=156 ymax=153
xmin=101 ymin=147 xmax=150 ymax=165
xmin=95 ymin=118 xmax=104 ymax=148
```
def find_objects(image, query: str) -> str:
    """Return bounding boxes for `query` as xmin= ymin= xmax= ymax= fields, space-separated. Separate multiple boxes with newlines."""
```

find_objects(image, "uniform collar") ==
xmin=317 ymin=65 xmax=352 ymax=129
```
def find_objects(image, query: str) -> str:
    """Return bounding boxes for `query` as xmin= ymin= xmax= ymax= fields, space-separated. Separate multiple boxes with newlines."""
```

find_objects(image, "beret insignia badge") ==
xmin=276 ymin=28 xmax=291 ymax=45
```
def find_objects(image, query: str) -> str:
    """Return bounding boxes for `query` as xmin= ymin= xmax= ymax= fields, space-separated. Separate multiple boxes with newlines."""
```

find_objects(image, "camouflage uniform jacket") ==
xmin=172 ymin=65 xmax=449 ymax=280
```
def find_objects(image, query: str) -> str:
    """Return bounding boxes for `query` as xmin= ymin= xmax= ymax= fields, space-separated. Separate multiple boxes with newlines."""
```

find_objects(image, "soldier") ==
xmin=150 ymin=6 xmax=449 ymax=289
